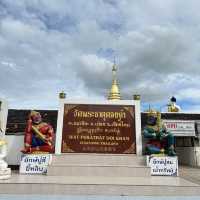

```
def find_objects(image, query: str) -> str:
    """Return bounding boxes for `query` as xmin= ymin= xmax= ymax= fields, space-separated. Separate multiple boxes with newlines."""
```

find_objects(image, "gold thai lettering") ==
xmin=105 ymin=128 xmax=120 ymax=135
xmin=73 ymin=109 xmax=126 ymax=121
xmin=105 ymin=121 xmax=130 ymax=128
xmin=68 ymin=121 xmax=89 ymax=126
xmin=77 ymin=127 xmax=103 ymax=135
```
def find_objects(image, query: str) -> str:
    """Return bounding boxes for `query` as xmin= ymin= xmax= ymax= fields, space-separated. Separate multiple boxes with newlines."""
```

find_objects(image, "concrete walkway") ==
xmin=179 ymin=166 xmax=200 ymax=185
xmin=0 ymin=165 xmax=199 ymax=196
xmin=0 ymin=170 xmax=200 ymax=196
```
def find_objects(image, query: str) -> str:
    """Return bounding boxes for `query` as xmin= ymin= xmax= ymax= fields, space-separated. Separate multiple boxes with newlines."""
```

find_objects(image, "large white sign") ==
xmin=163 ymin=120 xmax=195 ymax=137
xmin=147 ymin=156 xmax=178 ymax=176
xmin=20 ymin=154 xmax=52 ymax=174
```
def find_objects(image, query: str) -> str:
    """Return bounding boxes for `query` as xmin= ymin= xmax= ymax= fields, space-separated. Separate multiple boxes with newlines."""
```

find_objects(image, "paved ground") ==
xmin=0 ymin=165 xmax=199 ymax=196
xmin=179 ymin=166 xmax=200 ymax=185
xmin=0 ymin=195 xmax=200 ymax=200
xmin=0 ymin=169 xmax=200 ymax=196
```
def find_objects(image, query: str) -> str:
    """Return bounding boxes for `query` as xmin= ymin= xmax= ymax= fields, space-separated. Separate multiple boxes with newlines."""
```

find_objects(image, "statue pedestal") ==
xmin=146 ymin=155 xmax=178 ymax=176
xmin=0 ymin=168 xmax=11 ymax=180
xmin=0 ymin=159 xmax=11 ymax=180
xmin=0 ymin=143 xmax=11 ymax=180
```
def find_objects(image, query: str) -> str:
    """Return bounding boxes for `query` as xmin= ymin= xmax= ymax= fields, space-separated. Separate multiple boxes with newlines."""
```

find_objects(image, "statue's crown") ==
xmin=30 ymin=110 xmax=40 ymax=117
xmin=147 ymin=109 xmax=158 ymax=117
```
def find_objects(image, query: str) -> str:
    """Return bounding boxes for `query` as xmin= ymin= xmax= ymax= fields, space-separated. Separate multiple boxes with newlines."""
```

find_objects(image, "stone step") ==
xmin=47 ymin=165 xmax=150 ymax=177
xmin=51 ymin=153 xmax=146 ymax=166
xmin=0 ymin=173 xmax=199 ymax=196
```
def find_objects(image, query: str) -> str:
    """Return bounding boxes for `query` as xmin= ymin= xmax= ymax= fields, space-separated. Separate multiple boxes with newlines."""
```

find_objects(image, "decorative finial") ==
xmin=133 ymin=94 xmax=141 ymax=101
xmin=108 ymin=59 xmax=121 ymax=100
xmin=167 ymin=96 xmax=181 ymax=112
xmin=59 ymin=91 xmax=66 ymax=99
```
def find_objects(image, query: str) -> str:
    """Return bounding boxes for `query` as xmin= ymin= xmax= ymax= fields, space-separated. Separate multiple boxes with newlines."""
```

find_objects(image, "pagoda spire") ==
xmin=108 ymin=60 xmax=121 ymax=100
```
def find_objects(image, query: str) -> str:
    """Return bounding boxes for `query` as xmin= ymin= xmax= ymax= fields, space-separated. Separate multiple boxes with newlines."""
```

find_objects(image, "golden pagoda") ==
xmin=108 ymin=62 xmax=121 ymax=100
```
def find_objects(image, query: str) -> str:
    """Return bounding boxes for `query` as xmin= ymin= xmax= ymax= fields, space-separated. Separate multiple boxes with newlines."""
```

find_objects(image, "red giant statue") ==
xmin=21 ymin=111 xmax=55 ymax=154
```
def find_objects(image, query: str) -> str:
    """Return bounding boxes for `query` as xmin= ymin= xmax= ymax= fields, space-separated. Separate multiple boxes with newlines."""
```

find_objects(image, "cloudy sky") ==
xmin=0 ymin=0 xmax=200 ymax=111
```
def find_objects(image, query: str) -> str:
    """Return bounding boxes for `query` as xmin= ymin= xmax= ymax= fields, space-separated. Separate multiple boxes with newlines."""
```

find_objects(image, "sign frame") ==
xmin=55 ymin=99 xmax=142 ymax=155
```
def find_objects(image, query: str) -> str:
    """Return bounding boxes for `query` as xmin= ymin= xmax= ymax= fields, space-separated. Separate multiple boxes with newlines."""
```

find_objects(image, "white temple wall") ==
xmin=5 ymin=135 xmax=23 ymax=165
xmin=176 ymin=147 xmax=200 ymax=167
xmin=0 ymin=99 xmax=8 ymax=134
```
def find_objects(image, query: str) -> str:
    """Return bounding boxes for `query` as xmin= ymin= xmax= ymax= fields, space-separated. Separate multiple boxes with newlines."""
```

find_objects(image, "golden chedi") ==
xmin=108 ymin=63 xmax=121 ymax=100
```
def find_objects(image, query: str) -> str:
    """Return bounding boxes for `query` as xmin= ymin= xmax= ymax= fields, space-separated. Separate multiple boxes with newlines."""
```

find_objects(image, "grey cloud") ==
xmin=0 ymin=0 xmax=200 ymax=111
